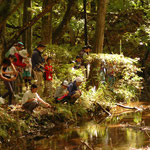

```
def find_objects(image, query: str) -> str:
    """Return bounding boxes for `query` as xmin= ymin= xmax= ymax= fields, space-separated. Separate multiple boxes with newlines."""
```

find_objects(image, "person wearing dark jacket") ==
xmin=31 ymin=43 xmax=46 ymax=96
xmin=67 ymin=77 xmax=83 ymax=104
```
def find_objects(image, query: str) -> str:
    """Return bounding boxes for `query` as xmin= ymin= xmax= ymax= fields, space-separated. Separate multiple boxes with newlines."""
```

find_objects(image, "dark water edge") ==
xmin=1 ymin=102 xmax=150 ymax=150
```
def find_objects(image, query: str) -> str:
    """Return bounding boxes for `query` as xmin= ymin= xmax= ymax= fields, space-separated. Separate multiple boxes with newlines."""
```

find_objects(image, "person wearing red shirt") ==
xmin=13 ymin=50 xmax=27 ymax=93
xmin=44 ymin=57 xmax=53 ymax=98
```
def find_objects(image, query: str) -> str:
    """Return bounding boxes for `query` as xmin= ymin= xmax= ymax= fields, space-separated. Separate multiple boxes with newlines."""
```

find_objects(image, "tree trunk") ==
xmin=0 ymin=24 xmax=6 ymax=63
xmin=52 ymin=0 xmax=76 ymax=43
xmin=69 ymin=25 xmax=76 ymax=46
xmin=0 ymin=0 xmax=12 ymax=62
xmin=0 ymin=0 xmax=24 ymax=31
xmin=94 ymin=0 xmax=108 ymax=53
xmin=23 ymin=0 xmax=32 ymax=54
xmin=7 ymin=1 xmax=58 ymax=51
xmin=88 ymin=58 xmax=101 ymax=88
xmin=41 ymin=0 xmax=53 ymax=45
xmin=83 ymin=0 xmax=88 ymax=45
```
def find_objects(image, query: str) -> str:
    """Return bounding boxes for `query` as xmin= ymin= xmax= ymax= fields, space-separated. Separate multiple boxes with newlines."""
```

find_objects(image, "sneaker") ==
xmin=0 ymin=97 xmax=5 ymax=104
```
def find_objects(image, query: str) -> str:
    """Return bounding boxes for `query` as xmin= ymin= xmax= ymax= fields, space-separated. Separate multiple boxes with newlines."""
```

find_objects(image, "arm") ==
xmin=36 ymin=93 xmax=51 ymax=107
xmin=0 ymin=73 xmax=16 ymax=81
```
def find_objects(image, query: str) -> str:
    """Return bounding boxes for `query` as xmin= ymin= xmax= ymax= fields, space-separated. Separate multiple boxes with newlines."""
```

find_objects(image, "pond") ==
xmin=2 ymin=102 xmax=150 ymax=150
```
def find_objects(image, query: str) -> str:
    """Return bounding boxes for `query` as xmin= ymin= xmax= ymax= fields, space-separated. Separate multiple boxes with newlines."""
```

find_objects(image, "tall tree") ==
xmin=41 ymin=0 xmax=53 ymax=45
xmin=52 ymin=0 xmax=76 ymax=43
xmin=0 ymin=1 xmax=12 ymax=62
xmin=23 ymin=0 xmax=32 ymax=54
xmin=83 ymin=0 xmax=88 ymax=46
xmin=7 ymin=0 xmax=58 ymax=51
xmin=94 ymin=0 xmax=108 ymax=53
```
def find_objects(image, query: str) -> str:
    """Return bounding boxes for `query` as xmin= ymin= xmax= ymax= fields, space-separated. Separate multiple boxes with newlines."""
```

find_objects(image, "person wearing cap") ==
xmin=5 ymin=42 xmax=24 ymax=58
xmin=79 ymin=45 xmax=92 ymax=78
xmin=31 ymin=43 xmax=46 ymax=96
xmin=54 ymin=80 xmax=69 ymax=103
xmin=66 ymin=77 xmax=83 ymax=104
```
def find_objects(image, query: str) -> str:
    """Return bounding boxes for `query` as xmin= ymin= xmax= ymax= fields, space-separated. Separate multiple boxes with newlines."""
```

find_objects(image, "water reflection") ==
xmin=2 ymin=102 xmax=150 ymax=150
xmin=31 ymin=110 xmax=150 ymax=150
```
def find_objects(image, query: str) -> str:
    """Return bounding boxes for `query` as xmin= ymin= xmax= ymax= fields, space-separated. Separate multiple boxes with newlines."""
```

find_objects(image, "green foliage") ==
xmin=88 ymin=53 xmax=143 ymax=103
xmin=0 ymin=108 xmax=27 ymax=139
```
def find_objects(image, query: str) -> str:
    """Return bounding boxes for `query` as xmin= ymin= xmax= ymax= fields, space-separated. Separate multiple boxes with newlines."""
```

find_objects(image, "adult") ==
xmin=31 ymin=43 xmax=46 ymax=96
xmin=67 ymin=77 xmax=83 ymax=104
xmin=22 ymin=84 xmax=51 ymax=113
xmin=5 ymin=42 xmax=24 ymax=57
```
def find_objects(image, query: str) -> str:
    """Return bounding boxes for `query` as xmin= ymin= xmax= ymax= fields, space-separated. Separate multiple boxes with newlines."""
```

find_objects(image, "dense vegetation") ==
xmin=0 ymin=0 xmax=149 ymax=147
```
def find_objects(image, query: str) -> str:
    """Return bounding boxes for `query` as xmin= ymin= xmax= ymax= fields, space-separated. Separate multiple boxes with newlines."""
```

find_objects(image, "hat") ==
xmin=75 ymin=77 xmax=83 ymax=83
xmin=62 ymin=80 xmax=68 ymax=87
xmin=76 ymin=55 xmax=81 ymax=59
xmin=37 ymin=43 xmax=46 ymax=48
xmin=19 ymin=49 xmax=28 ymax=58
xmin=82 ymin=45 xmax=87 ymax=50
xmin=87 ymin=45 xmax=92 ymax=49
xmin=17 ymin=42 xmax=24 ymax=47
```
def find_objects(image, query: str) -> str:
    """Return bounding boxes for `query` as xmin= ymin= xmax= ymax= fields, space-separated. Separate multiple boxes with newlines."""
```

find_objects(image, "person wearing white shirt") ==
xmin=22 ymin=84 xmax=51 ymax=113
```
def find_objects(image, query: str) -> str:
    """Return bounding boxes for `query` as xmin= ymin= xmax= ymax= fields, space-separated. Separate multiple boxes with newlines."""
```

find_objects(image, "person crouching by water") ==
xmin=55 ymin=77 xmax=83 ymax=104
xmin=54 ymin=80 xmax=69 ymax=103
xmin=67 ymin=77 xmax=83 ymax=104
xmin=22 ymin=84 xmax=51 ymax=113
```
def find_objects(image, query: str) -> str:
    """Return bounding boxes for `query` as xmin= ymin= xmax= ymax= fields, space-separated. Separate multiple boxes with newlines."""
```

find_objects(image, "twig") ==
xmin=81 ymin=141 xmax=93 ymax=150
xmin=145 ymin=130 xmax=150 ymax=138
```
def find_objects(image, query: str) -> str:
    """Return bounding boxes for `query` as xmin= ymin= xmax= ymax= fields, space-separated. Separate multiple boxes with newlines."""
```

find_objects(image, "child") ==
xmin=100 ymin=60 xmax=107 ymax=84
xmin=74 ymin=56 xmax=82 ymax=69
xmin=19 ymin=49 xmax=32 ymax=89
xmin=107 ymin=61 xmax=115 ymax=89
xmin=44 ymin=57 xmax=53 ymax=98
xmin=54 ymin=80 xmax=69 ymax=103
xmin=1 ymin=58 xmax=18 ymax=105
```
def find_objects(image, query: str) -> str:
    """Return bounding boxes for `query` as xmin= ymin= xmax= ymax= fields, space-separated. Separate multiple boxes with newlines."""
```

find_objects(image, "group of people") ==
xmin=0 ymin=42 xmax=89 ymax=113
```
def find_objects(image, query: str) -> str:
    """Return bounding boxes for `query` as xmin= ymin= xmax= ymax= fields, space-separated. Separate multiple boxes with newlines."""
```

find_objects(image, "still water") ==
xmin=4 ymin=102 xmax=150 ymax=150
xmin=25 ymin=102 xmax=150 ymax=150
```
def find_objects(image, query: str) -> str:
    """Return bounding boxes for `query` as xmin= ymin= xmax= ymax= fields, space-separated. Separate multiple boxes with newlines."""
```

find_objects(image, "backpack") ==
xmin=5 ymin=47 xmax=16 ymax=58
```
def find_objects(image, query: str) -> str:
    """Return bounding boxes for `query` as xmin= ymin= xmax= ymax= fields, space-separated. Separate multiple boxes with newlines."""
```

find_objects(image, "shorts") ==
xmin=22 ymin=71 xmax=31 ymax=78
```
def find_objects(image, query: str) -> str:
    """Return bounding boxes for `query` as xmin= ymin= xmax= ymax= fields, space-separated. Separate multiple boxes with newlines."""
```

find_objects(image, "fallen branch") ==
xmin=115 ymin=103 xmax=142 ymax=111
